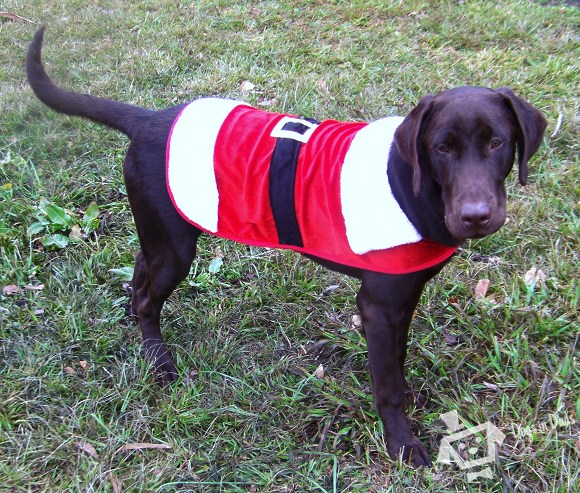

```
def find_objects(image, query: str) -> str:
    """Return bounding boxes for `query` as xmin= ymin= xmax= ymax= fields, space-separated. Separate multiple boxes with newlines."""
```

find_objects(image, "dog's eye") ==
xmin=490 ymin=138 xmax=502 ymax=149
xmin=437 ymin=144 xmax=451 ymax=154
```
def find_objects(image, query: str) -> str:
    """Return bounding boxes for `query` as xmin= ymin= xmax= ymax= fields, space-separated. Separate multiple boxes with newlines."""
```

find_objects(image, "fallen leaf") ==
xmin=76 ymin=440 xmax=99 ymax=459
xmin=314 ymin=364 xmax=325 ymax=379
xmin=110 ymin=473 xmax=121 ymax=493
xmin=322 ymin=284 xmax=339 ymax=295
xmin=524 ymin=267 xmax=547 ymax=287
xmin=24 ymin=284 xmax=44 ymax=291
xmin=258 ymin=98 xmax=277 ymax=107
xmin=239 ymin=80 xmax=256 ymax=92
xmin=34 ymin=308 xmax=45 ymax=315
xmin=316 ymin=79 xmax=329 ymax=92
xmin=115 ymin=442 xmax=172 ymax=454
xmin=2 ymin=285 xmax=20 ymax=295
xmin=482 ymin=381 xmax=499 ymax=391
xmin=69 ymin=224 xmax=84 ymax=240
xmin=442 ymin=328 xmax=459 ymax=346
xmin=78 ymin=360 xmax=89 ymax=370
xmin=0 ymin=11 xmax=34 ymax=23
xmin=485 ymin=294 xmax=498 ymax=304
xmin=351 ymin=314 xmax=362 ymax=330
xmin=475 ymin=279 xmax=490 ymax=300
xmin=64 ymin=366 xmax=75 ymax=375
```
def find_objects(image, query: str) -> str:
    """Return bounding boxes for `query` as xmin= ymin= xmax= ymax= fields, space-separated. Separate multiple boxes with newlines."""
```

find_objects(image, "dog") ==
xmin=26 ymin=27 xmax=547 ymax=467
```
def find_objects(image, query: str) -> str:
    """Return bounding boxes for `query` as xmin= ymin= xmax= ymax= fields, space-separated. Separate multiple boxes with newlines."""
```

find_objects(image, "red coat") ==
xmin=166 ymin=98 xmax=457 ymax=274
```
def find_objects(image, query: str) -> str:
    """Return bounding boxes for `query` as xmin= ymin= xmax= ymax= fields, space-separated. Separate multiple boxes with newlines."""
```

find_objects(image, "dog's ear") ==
xmin=496 ymin=87 xmax=547 ymax=186
xmin=393 ymin=95 xmax=434 ymax=196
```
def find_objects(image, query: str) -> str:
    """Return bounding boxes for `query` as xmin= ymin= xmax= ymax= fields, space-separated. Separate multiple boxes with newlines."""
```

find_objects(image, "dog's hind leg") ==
xmin=124 ymin=142 xmax=201 ymax=384
xmin=131 ymin=232 xmax=199 ymax=384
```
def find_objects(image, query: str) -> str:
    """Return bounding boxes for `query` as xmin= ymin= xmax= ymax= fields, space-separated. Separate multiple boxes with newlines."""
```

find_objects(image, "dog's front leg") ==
xmin=357 ymin=269 xmax=439 ymax=467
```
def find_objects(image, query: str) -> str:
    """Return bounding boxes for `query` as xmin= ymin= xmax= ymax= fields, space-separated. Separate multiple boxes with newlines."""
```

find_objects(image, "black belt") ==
xmin=269 ymin=118 xmax=319 ymax=247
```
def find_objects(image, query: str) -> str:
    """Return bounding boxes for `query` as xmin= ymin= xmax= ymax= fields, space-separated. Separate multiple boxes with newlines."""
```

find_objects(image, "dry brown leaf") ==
xmin=442 ymin=328 xmax=459 ymax=346
xmin=475 ymin=279 xmax=490 ymax=300
xmin=64 ymin=366 xmax=75 ymax=375
xmin=2 ymin=284 xmax=20 ymax=295
xmin=115 ymin=442 xmax=172 ymax=454
xmin=78 ymin=360 xmax=89 ymax=370
xmin=316 ymin=79 xmax=329 ymax=92
xmin=110 ymin=473 xmax=121 ymax=493
xmin=351 ymin=313 xmax=362 ymax=330
xmin=24 ymin=284 xmax=45 ymax=291
xmin=482 ymin=381 xmax=499 ymax=391
xmin=314 ymin=364 xmax=325 ymax=379
xmin=484 ymin=294 xmax=498 ymax=304
xmin=258 ymin=98 xmax=277 ymax=107
xmin=524 ymin=267 xmax=547 ymax=287
xmin=0 ymin=11 xmax=34 ymax=23
xmin=322 ymin=284 xmax=339 ymax=295
xmin=76 ymin=440 xmax=99 ymax=459
xmin=69 ymin=224 xmax=83 ymax=240
xmin=239 ymin=80 xmax=256 ymax=92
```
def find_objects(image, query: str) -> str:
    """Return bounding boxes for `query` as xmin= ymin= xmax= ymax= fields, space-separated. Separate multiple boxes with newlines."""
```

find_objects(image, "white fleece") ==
xmin=340 ymin=116 xmax=422 ymax=254
xmin=166 ymin=98 xmax=244 ymax=233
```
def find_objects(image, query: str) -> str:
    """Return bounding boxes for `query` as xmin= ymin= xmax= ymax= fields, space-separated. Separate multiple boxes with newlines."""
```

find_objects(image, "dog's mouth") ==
xmin=467 ymin=232 xmax=489 ymax=239
xmin=448 ymin=222 xmax=505 ymax=241
xmin=446 ymin=215 xmax=505 ymax=241
xmin=448 ymin=230 xmax=490 ymax=241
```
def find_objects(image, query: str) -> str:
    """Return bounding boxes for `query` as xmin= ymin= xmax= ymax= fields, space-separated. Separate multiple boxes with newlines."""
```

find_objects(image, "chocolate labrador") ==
xmin=25 ymin=27 xmax=546 ymax=467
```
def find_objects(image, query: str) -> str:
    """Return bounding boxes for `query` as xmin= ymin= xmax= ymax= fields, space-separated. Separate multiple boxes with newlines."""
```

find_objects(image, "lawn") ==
xmin=0 ymin=1 xmax=578 ymax=491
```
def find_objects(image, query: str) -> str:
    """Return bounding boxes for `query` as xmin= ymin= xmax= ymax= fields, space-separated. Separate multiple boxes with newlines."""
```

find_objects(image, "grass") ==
xmin=1 ymin=0 xmax=578 ymax=491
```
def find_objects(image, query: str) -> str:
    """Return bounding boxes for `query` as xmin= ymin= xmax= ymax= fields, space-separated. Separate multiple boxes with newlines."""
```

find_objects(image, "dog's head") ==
xmin=394 ymin=86 xmax=547 ymax=241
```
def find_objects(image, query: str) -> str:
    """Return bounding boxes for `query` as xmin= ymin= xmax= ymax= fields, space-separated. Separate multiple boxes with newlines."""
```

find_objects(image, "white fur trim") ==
xmin=340 ymin=116 xmax=422 ymax=254
xmin=167 ymin=98 xmax=245 ymax=233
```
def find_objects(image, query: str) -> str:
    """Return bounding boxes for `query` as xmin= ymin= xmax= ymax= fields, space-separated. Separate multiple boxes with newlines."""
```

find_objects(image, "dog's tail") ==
xmin=26 ymin=26 xmax=152 ymax=138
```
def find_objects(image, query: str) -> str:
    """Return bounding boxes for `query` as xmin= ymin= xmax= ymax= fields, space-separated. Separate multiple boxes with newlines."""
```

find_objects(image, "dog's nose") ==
xmin=460 ymin=202 xmax=492 ymax=229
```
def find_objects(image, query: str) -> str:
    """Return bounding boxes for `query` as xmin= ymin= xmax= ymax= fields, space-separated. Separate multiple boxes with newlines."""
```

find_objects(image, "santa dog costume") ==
xmin=166 ymin=98 xmax=457 ymax=274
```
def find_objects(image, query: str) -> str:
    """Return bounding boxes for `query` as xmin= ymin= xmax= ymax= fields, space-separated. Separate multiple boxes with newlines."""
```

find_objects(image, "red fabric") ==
xmin=213 ymin=105 xmax=281 ymax=242
xmin=178 ymin=105 xmax=457 ymax=274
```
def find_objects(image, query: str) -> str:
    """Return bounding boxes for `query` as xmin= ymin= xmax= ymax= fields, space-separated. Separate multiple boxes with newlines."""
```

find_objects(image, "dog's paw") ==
xmin=154 ymin=362 xmax=178 ymax=386
xmin=143 ymin=340 xmax=178 ymax=385
xmin=387 ymin=434 xmax=432 ymax=467
xmin=152 ymin=357 xmax=179 ymax=386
